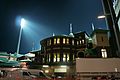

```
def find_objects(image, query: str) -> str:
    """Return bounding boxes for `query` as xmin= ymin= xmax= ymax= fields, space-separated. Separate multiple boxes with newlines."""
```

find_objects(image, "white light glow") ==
xmin=45 ymin=70 xmax=49 ymax=73
xmin=60 ymin=65 xmax=67 ymax=68
xmin=115 ymin=68 xmax=118 ymax=72
xmin=97 ymin=15 xmax=106 ymax=19
xmin=20 ymin=18 xmax=25 ymax=28
xmin=43 ymin=65 xmax=49 ymax=68
xmin=54 ymin=68 xmax=67 ymax=72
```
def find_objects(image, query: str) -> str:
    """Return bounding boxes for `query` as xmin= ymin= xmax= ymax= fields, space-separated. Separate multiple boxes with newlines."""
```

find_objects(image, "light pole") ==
xmin=16 ymin=18 xmax=25 ymax=55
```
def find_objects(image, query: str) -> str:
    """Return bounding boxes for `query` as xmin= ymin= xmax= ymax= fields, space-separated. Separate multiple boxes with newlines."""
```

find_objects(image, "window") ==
xmin=72 ymin=40 xmax=74 ymax=45
xmin=57 ymin=53 xmax=60 ymax=62
xmin=23 ymin=72 xmax=31 ymax=76
xmin=63 ymin=38 xmax=69 ymax=44
xmin=54 ymin=38 xmax=56 ymax=44
xmin=63 ymin=53 xmax=66 ymax=62
xmin=82 ymin=39 xmax=84 ymax=44
xmin=66 ymin=38 xmax=69 ymax=44
xmin=101 ymin=49 xmax=107 ymax=58
xmin=49 ymin=54 xmax=51 ymax=62
xmin=63 ymin=38 xmax=65 ymax=44
xmin=54 ymin=53 xmax=56 ymax=62
xmin=80 ymin=40 xmax=81 ymax=44
xmin=67 ymin=53 xmax=69 ymax=62
xmin=57 ymin=38 xmax=60 ymax=44
xmin=77 ymin=41 xmax=79 ymax=45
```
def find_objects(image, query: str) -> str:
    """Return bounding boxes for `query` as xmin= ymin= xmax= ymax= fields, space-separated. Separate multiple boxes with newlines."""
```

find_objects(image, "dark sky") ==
xmin=0 ymin=0 xmax=107 ymax=53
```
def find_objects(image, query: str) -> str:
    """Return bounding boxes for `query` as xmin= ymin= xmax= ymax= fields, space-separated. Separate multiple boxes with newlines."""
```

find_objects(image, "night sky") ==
xmin=0 ymin=0 xmax=107 ymax=53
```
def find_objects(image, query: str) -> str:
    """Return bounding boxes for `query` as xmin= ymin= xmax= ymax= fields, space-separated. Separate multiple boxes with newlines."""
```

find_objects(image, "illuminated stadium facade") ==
xmin=35 ymin=31 xmax=89 ymax=76
xmin=31 ymin=28 xmax=111 ymax=77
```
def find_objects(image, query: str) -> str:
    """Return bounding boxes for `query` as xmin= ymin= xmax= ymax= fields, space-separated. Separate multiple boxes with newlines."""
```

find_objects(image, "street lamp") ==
xmin=97 ymin=13 xmax=110 ymax=19
xmin=97 ymin=15 xmax=106 ymax=19
xmin=16 ymin=18 xmax=26 ymax=55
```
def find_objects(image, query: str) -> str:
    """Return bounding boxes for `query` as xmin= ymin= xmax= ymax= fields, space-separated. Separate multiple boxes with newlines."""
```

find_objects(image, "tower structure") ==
xmin=101 ymin=0 xmax=120 ymax=57
xmin=69 ymin=23 xmax=74 ymax=37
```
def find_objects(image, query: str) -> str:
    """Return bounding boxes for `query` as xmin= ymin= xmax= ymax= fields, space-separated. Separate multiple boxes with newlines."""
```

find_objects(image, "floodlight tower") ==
xmin=16 ymin=18 xmax=25 ymax=55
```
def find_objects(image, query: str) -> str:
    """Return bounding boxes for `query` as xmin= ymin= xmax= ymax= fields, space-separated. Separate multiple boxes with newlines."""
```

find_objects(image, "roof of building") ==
xmin=0 ymin=52 xmax=9 ymax=56
xmin=40 ymin=34 xmax=76 ymax=43
xmin=74 ymin=31 xmax=90 ymax=37
xmin=40 ymin=31 xmax=89 ymax=42
xmin=90 ymin=29 xmax=109 ymax=37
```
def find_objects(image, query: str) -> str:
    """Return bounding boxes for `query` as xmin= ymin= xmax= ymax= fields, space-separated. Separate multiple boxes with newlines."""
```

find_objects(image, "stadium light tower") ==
xmin=16 ymin=18 xmax=26 ymax=55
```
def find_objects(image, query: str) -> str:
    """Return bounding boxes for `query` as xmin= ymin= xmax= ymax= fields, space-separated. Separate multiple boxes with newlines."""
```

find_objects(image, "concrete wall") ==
xmin=76 ymin=58 xmax=120 ymax=72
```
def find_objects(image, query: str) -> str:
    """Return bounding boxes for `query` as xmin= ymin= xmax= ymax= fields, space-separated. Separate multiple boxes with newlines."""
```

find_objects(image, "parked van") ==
xmin=0 ymin=69 xmax=51 ymax=80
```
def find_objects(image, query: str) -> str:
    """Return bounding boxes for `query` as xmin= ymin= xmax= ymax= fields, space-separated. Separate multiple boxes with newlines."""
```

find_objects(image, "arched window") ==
xmin=66 ymin=38 xmax=69 ymax=44
xmin=57 ymin=53 xmax=60 ymax=62
xmin=63 ymin=38 xmax=65 ymax=44
xmin=54 ymin=53 xmax=56 ymax=62
xmin=54 ymin=38 xmax=56 ymax=44
xmin=63 ymin=53 xmax=66 ymax=62
xmin=77 ymin=41 xmax=79 ymax=45
xmin=57 ymin=38 xmax=60 ymax=44
xmin=67 ymin=53 xmax=69 ymax=62
xmin=49 ymin=54 xmax=51 ymax=62
xmin=72 ymin=40 xmax=74 ymax=45
xmin=82 ymin=39 xmax=84 ymax=44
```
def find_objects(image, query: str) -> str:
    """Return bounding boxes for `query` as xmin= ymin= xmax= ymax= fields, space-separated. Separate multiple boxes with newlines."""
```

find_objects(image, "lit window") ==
xmin=57 ymin=53 xmax=60 ymax=62
xmin=82 ymin=39 xmax=84 ymax=44
xmin=72 ymin=40 xmax=74 ymax=45
xmin=57 ymin=38 xmax=60 ymax=44
xmin=101 ymin=49 xmax=107 ymax=58
xmin=80 ymin=40 xmax=81 ymax=44
xmin=54 ymin=53 xmax=56 ymax=62
xmin=54 ymin=38 xmax=56 ymax=44
xmin=67 ymin=53 xmax=69 ymax=62
xmin=63 ymin=38 xmax=66 ymax=44
xmin=63 ymin=53 xmax=66 ymax=62
xmin=45 ymin=70 xmax=49 ymax=73
xmin=77 ymin=41 xmax=79 ymax=45
xmin=49 ymin=54 xmax=51 ymax=62
xmin=67 ymin=38 xmax=69 ymax=44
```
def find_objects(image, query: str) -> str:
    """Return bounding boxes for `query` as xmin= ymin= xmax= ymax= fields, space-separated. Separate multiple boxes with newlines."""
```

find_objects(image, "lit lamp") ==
xmin=97 ymin=14 xmax=110 ymax=19
xmin=97 ymin=15 xmax=106 ymax=19
xmin=16 ymin=18 xmax=26 ymax=56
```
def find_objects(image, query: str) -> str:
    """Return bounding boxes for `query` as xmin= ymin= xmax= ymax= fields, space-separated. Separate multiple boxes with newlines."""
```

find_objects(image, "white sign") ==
xmin=54 ymin=68 xmax=67 ymax=73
